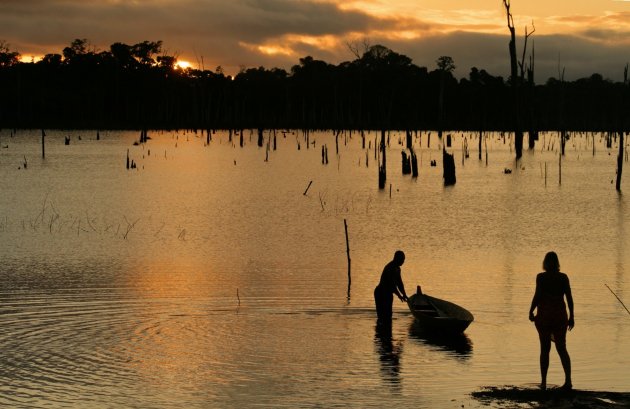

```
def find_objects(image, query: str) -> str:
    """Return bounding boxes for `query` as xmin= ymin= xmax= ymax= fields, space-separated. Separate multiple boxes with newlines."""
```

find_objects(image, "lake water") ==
xmin=1 ymin=129 xmax=628 ymax=408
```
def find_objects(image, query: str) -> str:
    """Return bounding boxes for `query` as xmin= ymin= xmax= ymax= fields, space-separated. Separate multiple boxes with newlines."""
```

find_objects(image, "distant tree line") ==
xmin=0 ymin=39 xmax=628 ymax=132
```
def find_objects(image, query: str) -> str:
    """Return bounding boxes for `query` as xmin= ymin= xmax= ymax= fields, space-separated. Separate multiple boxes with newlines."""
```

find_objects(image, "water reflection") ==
xmin=2 ymin=130 xmax=629 ymax=407
xmin=374 ymin=323 xmax=402 ymax=390
xmin=408 ymin=321 xmax=473 ymax=358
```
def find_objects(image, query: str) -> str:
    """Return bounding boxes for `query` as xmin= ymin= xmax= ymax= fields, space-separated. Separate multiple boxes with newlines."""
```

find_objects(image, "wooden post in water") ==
xmin=344 ymin=219 xmax=351 ymax=298
xmin=559 ymin=151 xmax=562 ymax=185
xmin=617 ymin=131 xmax=624 ymax=191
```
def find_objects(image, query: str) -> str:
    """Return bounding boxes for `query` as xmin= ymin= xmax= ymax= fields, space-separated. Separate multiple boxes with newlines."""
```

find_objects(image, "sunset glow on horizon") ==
xmin=175 ymin=60 xmax=192 ymax=70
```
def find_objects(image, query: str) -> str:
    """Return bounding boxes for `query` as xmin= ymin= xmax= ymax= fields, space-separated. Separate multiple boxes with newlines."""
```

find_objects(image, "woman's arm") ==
xmin=529 ymin=274 xmax=541 ymax=321
xmin=565 ymin=275 xmax=574 ymax=330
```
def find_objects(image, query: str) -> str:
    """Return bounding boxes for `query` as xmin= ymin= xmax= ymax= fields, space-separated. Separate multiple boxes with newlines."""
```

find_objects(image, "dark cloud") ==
xmin=579 ymin=28 xmax=630 ymax=44
xmin=314 ymin=31 xmax=630 ymax=83
xmin=0 ymin=0 xmax=388 ymax=72
xmin=0 ymin=0 xmax=378 ymax=47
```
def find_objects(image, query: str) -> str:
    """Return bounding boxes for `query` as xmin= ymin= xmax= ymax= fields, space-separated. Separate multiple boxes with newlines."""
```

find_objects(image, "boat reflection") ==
xmin=408 ymin=321 xmax=473 ymax=358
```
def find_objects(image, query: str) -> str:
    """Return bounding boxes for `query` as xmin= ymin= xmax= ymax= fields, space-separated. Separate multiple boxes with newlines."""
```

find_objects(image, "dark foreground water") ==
xmin=1 ymin=129 xmax=628 ymax=408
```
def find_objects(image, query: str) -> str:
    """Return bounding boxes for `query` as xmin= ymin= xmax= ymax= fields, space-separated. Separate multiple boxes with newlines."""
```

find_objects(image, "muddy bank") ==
xmin=472 ymin=385 xmax=630 ymax=408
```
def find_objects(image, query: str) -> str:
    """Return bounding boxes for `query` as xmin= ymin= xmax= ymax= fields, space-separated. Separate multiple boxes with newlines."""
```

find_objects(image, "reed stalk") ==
xmin=303 ymin=181 xmax=313 ymax=195
xmin=605 ymin=284 xmax=630 ymax=316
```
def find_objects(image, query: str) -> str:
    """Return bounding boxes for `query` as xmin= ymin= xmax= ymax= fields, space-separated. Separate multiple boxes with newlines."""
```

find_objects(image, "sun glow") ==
xmin=175 ymin=60 xmax=192 ymax=69
xmin=18 ymin=55 xmax=43 ymax=63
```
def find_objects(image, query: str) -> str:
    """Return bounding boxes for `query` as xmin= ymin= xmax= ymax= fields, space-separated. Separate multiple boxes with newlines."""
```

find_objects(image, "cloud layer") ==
xmin=1 ymin=0 xmax=629 ymax=81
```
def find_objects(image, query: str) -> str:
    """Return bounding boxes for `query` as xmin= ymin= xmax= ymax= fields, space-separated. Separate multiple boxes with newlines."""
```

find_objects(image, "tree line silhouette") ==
xmin=1 ymin=39 xmax=628 ymax=132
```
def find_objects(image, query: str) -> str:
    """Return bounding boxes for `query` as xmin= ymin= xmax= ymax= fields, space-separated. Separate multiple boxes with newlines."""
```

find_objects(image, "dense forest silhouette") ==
xmin=0 ymin=39 xmax=628 ymax=132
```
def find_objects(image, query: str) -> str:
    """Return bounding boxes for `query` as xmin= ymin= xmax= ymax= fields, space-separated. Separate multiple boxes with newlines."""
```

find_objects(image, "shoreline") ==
xmin=472 ymin=385 xmax=630 ymax=408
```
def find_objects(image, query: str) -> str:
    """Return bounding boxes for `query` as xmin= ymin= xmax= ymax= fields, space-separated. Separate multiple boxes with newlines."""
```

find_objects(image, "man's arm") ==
xmin=396 ymin=269 xmax=408 ymax=301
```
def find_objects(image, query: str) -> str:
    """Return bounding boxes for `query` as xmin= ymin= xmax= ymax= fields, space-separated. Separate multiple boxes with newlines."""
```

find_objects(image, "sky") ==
xmin=1 ymin=0 xmax=630 ymax=82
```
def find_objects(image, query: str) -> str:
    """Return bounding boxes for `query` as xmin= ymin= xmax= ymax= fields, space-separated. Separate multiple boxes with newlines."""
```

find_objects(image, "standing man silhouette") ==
xmin=374 ymin=251 xmax=409 ymax=327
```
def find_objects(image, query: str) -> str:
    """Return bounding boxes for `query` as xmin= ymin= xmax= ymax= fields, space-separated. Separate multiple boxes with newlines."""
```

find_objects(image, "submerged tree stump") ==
xmin=257 ymin=128 xmax=264 ymax=147
xmin=528 ymin=130 xmax=539 ymax=149
xmin=443 ymin=148 xmax=456 ymax=186
xmin=401 ymin=151 xmax=411 ymax=174
xmin=411 ymin=149 xmax=418 ymax=177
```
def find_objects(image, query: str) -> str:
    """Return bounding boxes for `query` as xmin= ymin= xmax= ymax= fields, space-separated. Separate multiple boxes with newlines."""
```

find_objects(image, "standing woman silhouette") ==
xmin=528 ymin=251 xmax=574 ymax=391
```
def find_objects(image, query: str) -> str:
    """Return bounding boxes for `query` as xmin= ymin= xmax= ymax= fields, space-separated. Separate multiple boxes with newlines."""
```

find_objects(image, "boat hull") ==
xmin=407 ymin=293 xmax=474 ymax=334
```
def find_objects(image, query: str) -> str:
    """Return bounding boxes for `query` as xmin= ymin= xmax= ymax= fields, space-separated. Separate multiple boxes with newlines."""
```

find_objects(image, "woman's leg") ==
xmin=538 ymin=330 xmax=552 ymax=390
xmin=554 ymin=330 xmax=572 ymax=389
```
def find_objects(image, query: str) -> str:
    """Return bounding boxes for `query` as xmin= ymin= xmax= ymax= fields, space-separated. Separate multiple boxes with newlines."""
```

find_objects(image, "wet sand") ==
xmin=472 ymin=386 xmax=630 ymax=408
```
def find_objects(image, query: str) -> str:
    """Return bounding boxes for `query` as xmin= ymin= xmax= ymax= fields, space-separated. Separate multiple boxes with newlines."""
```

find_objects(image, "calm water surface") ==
xmin=1 ymin=129 xmax=628 ymax=408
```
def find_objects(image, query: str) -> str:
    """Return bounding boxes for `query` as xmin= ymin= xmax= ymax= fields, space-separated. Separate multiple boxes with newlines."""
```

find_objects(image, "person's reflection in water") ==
xmin=374 ymin=324 xmax=402 ymax=389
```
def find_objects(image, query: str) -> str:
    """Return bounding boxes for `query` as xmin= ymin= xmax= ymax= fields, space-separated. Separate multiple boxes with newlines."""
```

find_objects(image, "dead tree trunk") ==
xmin=617 ymin=131 xmax=624 ymax=191
xmin=257 ymin=128 xmax=264 ymax=147
xmin=478 ymin=130 xmax=483 ymax=160
xmin=378 ymin=130 xmax=386 ymax=189
xmin=411 ymin=149 xmax=418 ymax=177
xmin=503 ymin=0 xmax=530 ymax=160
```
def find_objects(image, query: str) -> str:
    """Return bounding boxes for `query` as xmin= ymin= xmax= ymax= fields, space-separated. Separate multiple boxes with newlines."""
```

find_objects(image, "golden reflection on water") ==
xmin=115 ymin=260 xmax=229 ymax=400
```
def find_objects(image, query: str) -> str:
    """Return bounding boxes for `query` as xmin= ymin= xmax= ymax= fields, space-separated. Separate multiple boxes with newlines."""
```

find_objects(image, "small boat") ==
xmin=407 ymin=286 xmax=474 ymax=334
